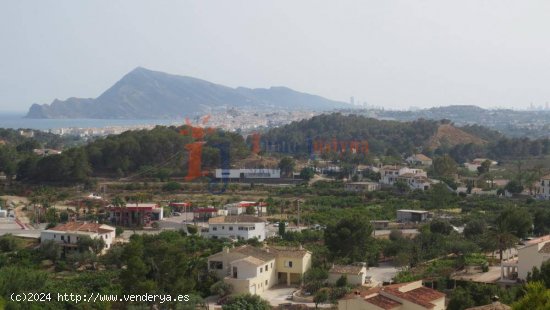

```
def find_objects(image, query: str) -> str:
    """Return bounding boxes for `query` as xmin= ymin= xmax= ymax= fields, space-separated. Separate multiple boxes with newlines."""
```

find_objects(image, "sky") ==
xmin=1 ymin=0 xmax=550 ymax=112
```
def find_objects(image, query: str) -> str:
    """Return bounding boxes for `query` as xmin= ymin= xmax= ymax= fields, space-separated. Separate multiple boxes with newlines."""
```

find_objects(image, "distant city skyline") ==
xmin=2 ymin=1 xmax=550 ymax=112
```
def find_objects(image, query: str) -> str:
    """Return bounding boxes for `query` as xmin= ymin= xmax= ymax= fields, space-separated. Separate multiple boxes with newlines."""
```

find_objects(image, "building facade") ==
xmin=207 ymin=245 xmax=312 ymax=295
xmin=40 ymin=222 xmax=116 ymax=254
xmin=207 ymin=215 xmax=267 ymax=241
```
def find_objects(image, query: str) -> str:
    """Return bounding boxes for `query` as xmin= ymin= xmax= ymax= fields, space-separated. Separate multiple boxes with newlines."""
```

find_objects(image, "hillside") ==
xmin=261 ymin=113 xmax=441 ymax=155
xmin=25 ymin=67 xmax=349 ymax=119
xmin=427 ymin=124 xmax=487 ymax=149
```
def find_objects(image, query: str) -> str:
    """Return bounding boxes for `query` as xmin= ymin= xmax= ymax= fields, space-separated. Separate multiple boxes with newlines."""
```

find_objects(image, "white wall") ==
xmin=208 ymin=222 xmax=266 ymax=241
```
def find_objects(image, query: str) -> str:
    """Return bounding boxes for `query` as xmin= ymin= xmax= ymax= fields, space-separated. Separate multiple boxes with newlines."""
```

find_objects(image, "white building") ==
xmin=536 ymin=175 xmax=550 ymax=200
xmin=379 ymin=166 xmax=433 ymax=190
xmin=40 ymin=222 xmax=116 ymax=254
xmin=328 ymin=264 xmax=368 ymax=286
xmin=345 ymin=182 xmax=380 ymax=193
xmin=396 ymin=209 xmax=429 ymax=222
xmin=208 ymin=215 xmax=267 ymax=241
xmin=215 ymin=169 xmax=281 ymax=180
xmin=226 ymin=201 xmax=267 ymax=216
xmin=501 ymin=235 xmax=550 ymax=281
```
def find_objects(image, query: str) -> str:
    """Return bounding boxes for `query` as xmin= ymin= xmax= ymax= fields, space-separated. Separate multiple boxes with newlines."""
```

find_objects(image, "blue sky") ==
xmin=1 ymin=0 xmax=550 ymax=112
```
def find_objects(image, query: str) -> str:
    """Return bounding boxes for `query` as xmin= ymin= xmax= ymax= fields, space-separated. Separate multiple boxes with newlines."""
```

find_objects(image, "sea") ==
xmin=0 ymin=112 xmax=182 ymax=131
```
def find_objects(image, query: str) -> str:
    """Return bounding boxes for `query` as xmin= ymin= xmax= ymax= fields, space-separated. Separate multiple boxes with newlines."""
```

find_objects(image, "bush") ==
xmin=0 ymin=234 xmax=21 ymax=252
xmin=162 ymin=181 xmax=181 ymax=191
xmin=336 ymin=275 xmax=348 ymax=287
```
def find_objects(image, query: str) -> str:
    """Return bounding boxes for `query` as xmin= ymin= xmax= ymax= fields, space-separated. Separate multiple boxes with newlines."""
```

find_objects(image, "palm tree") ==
xmin=111 ymin=196 xmax=126 ymax=226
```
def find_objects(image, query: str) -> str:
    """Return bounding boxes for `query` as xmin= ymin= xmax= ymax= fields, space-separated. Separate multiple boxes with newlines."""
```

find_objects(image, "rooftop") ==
xmin=466 ymin=302 xmax=511 ymax=310
xmin=397 ymin=209 xmax=429 ymax=214
xmin=365 ymin=295 xmax=401 ymax=310
xmin=47 ymin=222 xmax=114 ymax=234
xmin=209 ymin=215 xmax=265 ymax=224
xmin=329 ymin=264 xmax=365 ymax=275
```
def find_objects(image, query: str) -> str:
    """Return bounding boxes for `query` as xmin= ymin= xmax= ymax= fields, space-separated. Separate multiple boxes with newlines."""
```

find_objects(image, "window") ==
xmin=209 ymin=261 xmax=223 ymax=270
xmin=61 ymin=236 xmax=64 ymax=241
xmin=265 ymin=280 xmax=268 ymax=285
xmin=260 ymin=267 xmax=263 ymax=273
xmin=265 ymin=264 xmax=268 ymax=271
xmin=222 ymin=226 xmax=225 ymax=230
xmin=271 ymin=262 xmax=273 ymax=268
xmin=212 ymin=226 xmax=217 ymax=231
xmin=285 ymin=261 xmax=293 ymax=268
xmin=229 ymin=226 xmax=233 ymax=231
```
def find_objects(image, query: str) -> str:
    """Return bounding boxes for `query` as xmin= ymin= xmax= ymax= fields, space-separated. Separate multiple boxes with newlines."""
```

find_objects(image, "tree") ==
xmin=430 ymin=220 xmax=453 ymax=235
xmin=222 ymin=294 xmax=270 ymax=310
xmin=313 ymin=288 xmax=329 ymax=309
xmin=210 ymin=281 xmax=233 ymax=297
xmin=245 ymin=206 xmax=256 ymax=215
xmin=278 ymin=157 xmax=295 ymax=178
xmin=527 ymin=260 xmax=550 ymax=288
xmin=512 ymin=282 xmax=550 ymax=310
xmin=325 ymin=215 xmax=374 ymax=262
xmin=278 ymin=221 xmax=286 ymax=236
xmin=336 ymin=275 xmax=348 ymax=287
xmin=433 ymin=155 xmax=458 ymax=178
xmin=0 ymin=234 xmax=21 ymax=252
xmin=299 ymin=167 xmax=315 ymax=181
xmin=505 ymin=180 xmax=524 ymax=194
xmin=464 ymin=219 xmax=486 ymax=239
xmin=111 ymin=196 xmax=126 ymax=226
xmin=477 ymin=160 xmax=492 ymax=175
xmin=447 ymin=287 xmax=475 ymax=310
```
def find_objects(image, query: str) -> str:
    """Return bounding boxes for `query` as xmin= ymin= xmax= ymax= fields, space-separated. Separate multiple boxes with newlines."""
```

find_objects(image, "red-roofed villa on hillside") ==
xmin=338 ymin=280 xmax=445 ymax=310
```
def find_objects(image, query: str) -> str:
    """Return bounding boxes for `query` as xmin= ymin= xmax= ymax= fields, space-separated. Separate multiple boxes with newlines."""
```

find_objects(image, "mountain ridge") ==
xmin=26 ymin=67 xmax=349 ymax=119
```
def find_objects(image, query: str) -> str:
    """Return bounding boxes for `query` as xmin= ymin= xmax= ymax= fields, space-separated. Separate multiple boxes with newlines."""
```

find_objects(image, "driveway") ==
xmin=366 ymin=262 xmax=399 ymax=285
xmin=259 ymin=286 xmax=333 ymax=308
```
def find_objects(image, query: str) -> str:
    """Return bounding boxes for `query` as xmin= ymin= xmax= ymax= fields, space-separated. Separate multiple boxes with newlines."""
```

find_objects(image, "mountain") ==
xmin=25 ymin=67 xmax=349 ymax=119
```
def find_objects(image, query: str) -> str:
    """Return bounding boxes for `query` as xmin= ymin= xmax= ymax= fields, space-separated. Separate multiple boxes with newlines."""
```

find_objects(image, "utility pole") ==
xmin=296 ymin=199 xmax=301 ymax=228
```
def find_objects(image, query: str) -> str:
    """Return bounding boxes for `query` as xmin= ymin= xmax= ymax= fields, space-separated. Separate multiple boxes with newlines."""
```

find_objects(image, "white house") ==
xmin=536 ymin=175 xmax=550 ymax=200
xmin=207 ymin=215 xmax=267 ymax=241
xmin=397 ymin=209 xmax=429 ymax=222
xmin=379 ymin=166 xmax=433 ymax=190
xmin=40 ymin=222 xmax=116 ymax=254
xmin=215 ymin=169 xmax=281 ymax=180
xmin=406 ymin=154 xmax=433 ymax=166
xmin=345 ymin=182 xmax=380 ymax=193
xmin=328 ymin=264 xmax=368 ymax=286
xmin=208 ymin=245 xmax=312 ymax=295
xmin=501 ymin=235 xmax=550 ymax=281
xmin=226 ymin=201 xmax=268 ymax=216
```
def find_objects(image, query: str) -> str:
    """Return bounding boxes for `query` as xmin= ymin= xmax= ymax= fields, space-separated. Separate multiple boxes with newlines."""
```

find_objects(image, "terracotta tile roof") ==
xmin=541 ymin=174 xmax=550 ymax=180
xmin=329 ymin=264 xmax=365 ymax=275
xmin=267 ymin=245 xmax=310 ymax=258
xmin=342 ymin=287 xmax=381 ymax=300
xmin=466 ymin=302 xmax=511 ymax=310
xmin=208 ymin=215 xmax=265 ymax=224
xmin=365 ymin=295 xmax=401 ymax=309
xmin=49 ymin=222 xmax=114 ymax=234
xmin=382 ymin=285 xmax=445 ymax=309
xmin=413 ymin=154 xmax=432 ymax=161
xmin=209 ymin=245 xmax=276 ymax=262
xmin=233 ymin=256 xmax=266 ymax=266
